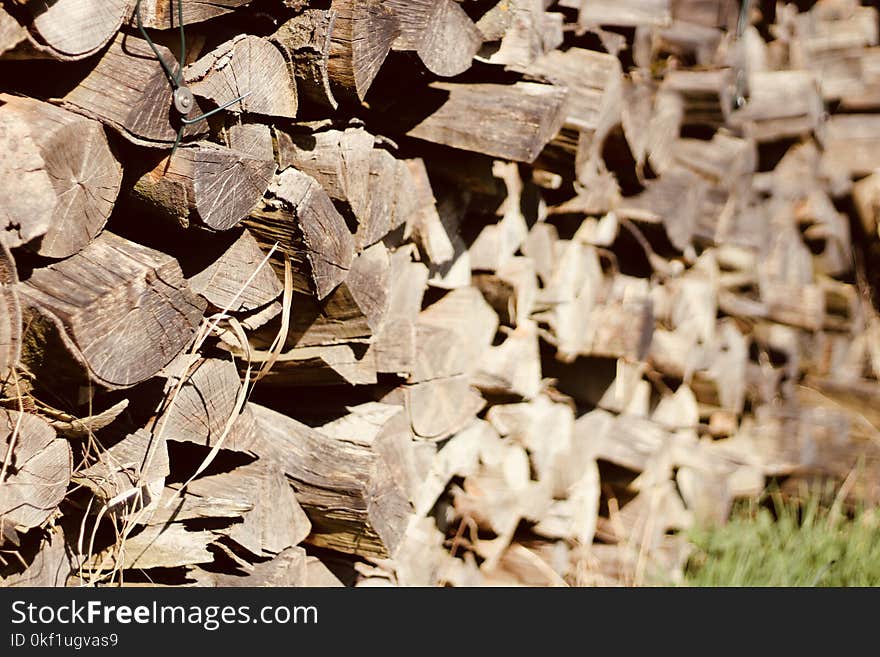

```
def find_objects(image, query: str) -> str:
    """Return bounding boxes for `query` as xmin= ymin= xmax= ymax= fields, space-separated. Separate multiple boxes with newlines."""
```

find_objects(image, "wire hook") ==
xmin=134 ymin=0 xmax=250 ymax=157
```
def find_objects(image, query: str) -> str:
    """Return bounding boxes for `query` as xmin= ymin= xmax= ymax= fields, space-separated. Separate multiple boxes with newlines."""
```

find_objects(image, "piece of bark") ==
xmin=271 ymin=9 xmax=339 ymax=111
xmin=247 ymin=401 xmax=414 ymax=558
xmin=136 ymin=0 xmax=252 ymax=29
xmin=400 ymin=81 xmax=568 ymax=163
xmin=1 ymin=0 xmax=131 ymax=61
xmin=386 ymin=0 xmax=482 ymax=76
xmin=246 ymin=168 xmax=354 ymax=300
xmin=0 ymin=94 xmax=121 ymax=257
xmin=327 ymin=0 xmax=400 ymax=103
xmin=0 ymin=243 xmax=20 ymax=378
xmin=133 ymin=141 xmax=275 ymax=232
xmin=0 ymin=410 xmax=70 ymax=531
xmin=187 ymin=35 xmax=297 ymax=120
xmin=19 ymin=232 xmax=206 ymax=390
xmin=59 ymin=32 xmax=208 ymax=147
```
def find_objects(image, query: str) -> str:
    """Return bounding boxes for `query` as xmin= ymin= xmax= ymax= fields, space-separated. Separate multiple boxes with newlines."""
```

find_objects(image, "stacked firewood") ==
xmin=1 ymin=0 xmax=880 ymax=587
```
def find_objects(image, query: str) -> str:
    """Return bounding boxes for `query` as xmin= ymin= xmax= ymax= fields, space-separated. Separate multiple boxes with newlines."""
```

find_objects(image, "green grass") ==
xmin=683 ymin=490 xmax=880 ymax=587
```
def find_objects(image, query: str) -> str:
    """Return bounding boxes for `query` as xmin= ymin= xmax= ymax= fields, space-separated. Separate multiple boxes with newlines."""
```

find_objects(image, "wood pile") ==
xmin=2 ymin=0 xmax=880 ymax=588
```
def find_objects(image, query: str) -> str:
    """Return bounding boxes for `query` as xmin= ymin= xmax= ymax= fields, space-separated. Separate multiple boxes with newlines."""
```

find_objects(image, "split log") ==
xmin=147 ymin=356 xmax=255 ymax=452
xmin=132 ymin=141 xmax=275 ymax=232
xmin=72 ymin=427 xmax=168 ymax=525
xmin=246 ymin=168 xmax=354 ymax=300
xmin=822 ymin=115 xmax=880 ymax=180
xmin=187 ymin=35 xmax=297 ymax=120
xmin=19 ymin=232 xmax=206 ymax=391
xmin=271 ymin=9 xmax=339 ymax=111
xmin=0 ymin=95 xmax=121 ymax=256
xmin=187 ymin=228 xmax=283 ymax=328
xmin=1 ymin=0 xmax=132 ymax=61
xmin=728 ymin=71 xmax=824 ymax=142
xmin=0 ymin=243 xmax=19 ymax=379
xmin=247 ymin=401 xmax=415 ymax=558
xmin=395 ymin=81 xmax=568 ymax=163
xmin=0 ymin=410 xmax=70 ymax=532
xmin=526 ymin=48 xmax=623 ymax=184
xmin=327 ymin=0 xmax=399 ymax=103
xmin=385 ymin=0 xmax=482 ymax=77
xmin=476 ymin=0 xmax=562 ymax=69
xmin=0 ymin=527 xmax=71 ymax=586
xmin=275 ymin=126 xmax=413 ymax=249
xmin=60 ymin=32 xmax=208 ymax=147
xmin=579 ymin=0 xmax=671 ymax=27
xmin=372 ymin=246 xmax=429 ymax=376
xmin=136 ymin=0 xmax=252 ymax=29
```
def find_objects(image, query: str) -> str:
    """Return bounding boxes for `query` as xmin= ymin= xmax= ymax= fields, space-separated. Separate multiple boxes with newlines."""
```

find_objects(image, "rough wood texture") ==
xmin=248 ymin=401 xmax=415 ymax=558
xmin=0 ymin=243 xmax=20 ymax=378
xmin=0 ymin=95 xmax=121 ymax=257
xmin=385 ymin=0 xmax=482 ymax=77
xmin=60 ymin=32 xmax=208 ymax=147
xmin=1 ymin=0 xmax=131 ymax=61
xmin=19 ymin=232 xmax=206 ymax=389
xmin=187 ymin=35 xmax=297 ymax=120
xmin=401 ymin=81 xmax=568 ymax=163
xmin=271 ymin=9 xmax=339 ymax=111
xmin=246 ymin=167 xmax=355 ymax=300
xmin=137 ymin=0 xmax=252 ymax=29
xmin=0 ymin=410 xmax=70 ymax=531
xmin=327 ymin=0 xmax=400 ymax=103
xmin=132 ymin=141 xmax=275 ymax=232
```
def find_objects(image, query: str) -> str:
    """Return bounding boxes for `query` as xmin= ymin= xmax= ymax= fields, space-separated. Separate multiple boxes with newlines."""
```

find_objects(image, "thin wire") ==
xmin=134 ymin=0 xmax=179 ymax=89
xmin=180 ymin=91 xmax=253 ymax=124
xmin=732 ymin=0 xmax=750 ymax=109
xmin=175 ymin=0 xmax=186 ymax=86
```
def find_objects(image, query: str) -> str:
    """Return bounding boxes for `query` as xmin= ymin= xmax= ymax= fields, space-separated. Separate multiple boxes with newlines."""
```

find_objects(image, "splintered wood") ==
xmin=3 ymin=0 xmax=880 ymax=588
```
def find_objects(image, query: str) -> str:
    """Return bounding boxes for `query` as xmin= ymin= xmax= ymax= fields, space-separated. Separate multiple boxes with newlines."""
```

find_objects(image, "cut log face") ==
xmin=0 ymin=95 xmax=122 ymax=257
xmin=133 ymin=141 xmax=275 ymax=232
xmin=385 ymin=0 xmax=482 ymax=77
xmin=187 ymin=35 xmax=297 ymax=120
xmin=0 ymin=410 xmax=70 ymax=531
xmin=187 ymin=228 xmax=283 ymax=319
xmin=60 ymin=32 xmax=208 ymax=147
xmin=3 ymin=0 xmax=133 ymax=61
xmin=328 ymin=0 xmax=400 ymax=103
xmin=19 ymin=232 xmax=206 ymax=389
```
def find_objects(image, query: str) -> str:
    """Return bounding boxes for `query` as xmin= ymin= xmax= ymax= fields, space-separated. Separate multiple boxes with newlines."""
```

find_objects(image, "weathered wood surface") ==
xmin=1 ymin=0 xmax=880 ymax=589
xmin=19 ymin=232 xmax=206 ymax=390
